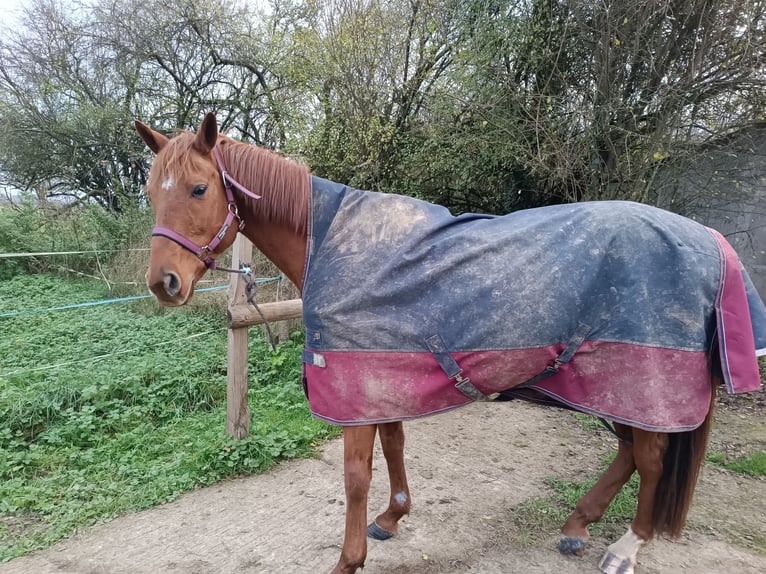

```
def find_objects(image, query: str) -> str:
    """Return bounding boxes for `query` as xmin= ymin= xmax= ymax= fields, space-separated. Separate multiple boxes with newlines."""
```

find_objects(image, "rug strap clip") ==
xmin=425 ymin=334 xmax=499 ymax=402
xmin=515 ymin=322 xmax=592 ymax=390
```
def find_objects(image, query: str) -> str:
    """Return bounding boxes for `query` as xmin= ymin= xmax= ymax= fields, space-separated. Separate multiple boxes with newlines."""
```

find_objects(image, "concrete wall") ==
xmin=655 ymin=124 xmax=766 ymax=299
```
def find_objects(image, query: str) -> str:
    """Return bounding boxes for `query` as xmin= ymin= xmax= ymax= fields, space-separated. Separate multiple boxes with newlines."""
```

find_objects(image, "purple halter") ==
xmin=151 ymin=147 xmax=261 ymax=269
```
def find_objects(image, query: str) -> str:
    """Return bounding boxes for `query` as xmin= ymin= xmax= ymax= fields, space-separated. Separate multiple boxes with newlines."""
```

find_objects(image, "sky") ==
xmin=0 ymin=0 xmax=25 ymax=28
xmin=0 ymin=0 xmax=268 ymax=30
xmin=0 ymin=0 xmax=23 ymax=199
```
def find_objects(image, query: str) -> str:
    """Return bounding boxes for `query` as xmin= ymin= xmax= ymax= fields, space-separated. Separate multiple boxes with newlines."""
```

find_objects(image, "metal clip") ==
xmin=453 ymin=372 xmax=498 ymax=402
xmin=239 ymin=262 xmax=253 ymax=277
xmin=228 ymin=202 xmax=245 ymax=230
xmin=216 ymin=223 xmax=230 ymax=240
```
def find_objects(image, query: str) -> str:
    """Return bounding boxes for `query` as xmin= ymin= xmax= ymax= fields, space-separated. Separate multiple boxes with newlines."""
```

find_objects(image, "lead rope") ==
xmin=215 ymin=262 xmax=279 ymax=351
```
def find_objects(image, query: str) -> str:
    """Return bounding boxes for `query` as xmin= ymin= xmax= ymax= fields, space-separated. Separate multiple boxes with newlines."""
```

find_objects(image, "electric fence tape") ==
xmin=0 ymin=276 xmax=282 ymax=318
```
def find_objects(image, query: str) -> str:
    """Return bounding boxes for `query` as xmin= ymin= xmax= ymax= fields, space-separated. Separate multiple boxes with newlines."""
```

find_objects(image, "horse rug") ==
xmin=301 ymin=177 xmax=766 ymax=431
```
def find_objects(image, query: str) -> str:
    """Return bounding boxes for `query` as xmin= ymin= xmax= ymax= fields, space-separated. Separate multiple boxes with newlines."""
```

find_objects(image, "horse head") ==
xmin=135 ymin=112 xmax=238 ymax=305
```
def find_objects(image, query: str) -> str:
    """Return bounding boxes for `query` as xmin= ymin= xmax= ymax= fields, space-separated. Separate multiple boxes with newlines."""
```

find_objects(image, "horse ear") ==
xmin=135 ymin=120 xmax=169 ymax=155
xmin=194 ymin=112 xmax=218 ymax=154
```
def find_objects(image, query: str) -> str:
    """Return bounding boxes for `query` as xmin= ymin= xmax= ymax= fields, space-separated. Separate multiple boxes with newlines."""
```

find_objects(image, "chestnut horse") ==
xmin=135 ymin=113 xmax=765 ymax=574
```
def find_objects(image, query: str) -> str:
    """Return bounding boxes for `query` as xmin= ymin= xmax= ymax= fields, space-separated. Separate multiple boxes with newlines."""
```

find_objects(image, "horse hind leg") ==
xmin=599 ymin=428 xmax=668 ymax=574
xmin=559 ymin=423 xmax=636 ymax=556
xmin=600 ymin=379 xmax=716 ymax=574
xmin=368 ymin=421 xmax=411 ymax=540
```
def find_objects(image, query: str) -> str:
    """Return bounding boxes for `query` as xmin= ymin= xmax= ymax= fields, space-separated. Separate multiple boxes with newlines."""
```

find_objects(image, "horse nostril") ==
xmin=164 ymin=271 xmax=181 ymax=297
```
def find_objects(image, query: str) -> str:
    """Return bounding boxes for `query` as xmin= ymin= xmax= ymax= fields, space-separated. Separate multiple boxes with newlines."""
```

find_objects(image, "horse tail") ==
xmin=652 ymin=377 xmax=718 ymax=538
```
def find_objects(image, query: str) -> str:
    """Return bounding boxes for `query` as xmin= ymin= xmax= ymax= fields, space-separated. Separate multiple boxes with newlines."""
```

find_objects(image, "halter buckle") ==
xmin=228 ymin=202 xmax=245 ymax=230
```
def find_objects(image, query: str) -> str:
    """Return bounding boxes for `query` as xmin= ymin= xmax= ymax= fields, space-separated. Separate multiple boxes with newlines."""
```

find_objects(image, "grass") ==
xmin=512 ymin=453 xmax=639 ymax=544
xmin=706 ymin=450 xmax=766 ymax=477
xmin=571 ymin=412 xmax=610 ymax=434
xmin=0 ymin=273 xmax=336 ymax=561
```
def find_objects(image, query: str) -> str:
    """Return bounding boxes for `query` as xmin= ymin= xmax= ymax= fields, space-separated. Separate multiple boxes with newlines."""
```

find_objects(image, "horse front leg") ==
xmin=599 ymin=429 xmax=668 ymax=574
xmin=332 ymin=424 xmax=378 ymax=574
xmin=560 ymin=423 xmax=635 ymax=557
xmin=368 ymin=421 xmax=411 ymax=540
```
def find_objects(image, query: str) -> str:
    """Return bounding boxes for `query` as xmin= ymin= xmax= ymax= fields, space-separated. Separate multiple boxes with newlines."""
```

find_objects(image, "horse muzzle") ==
xmin=146 ymin=267 xmax=193 ymax=306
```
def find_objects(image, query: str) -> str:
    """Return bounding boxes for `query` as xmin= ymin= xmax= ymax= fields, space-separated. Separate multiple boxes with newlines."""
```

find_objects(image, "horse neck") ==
xmin=219 ymin=138 xmax=310 ymax=290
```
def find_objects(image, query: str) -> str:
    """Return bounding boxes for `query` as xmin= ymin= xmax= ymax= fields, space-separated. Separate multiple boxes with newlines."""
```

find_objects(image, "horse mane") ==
xmin=219 ymin=137 xmax=311 ymax=234
xmin=154 ymin=131 xmax=310 ymax=235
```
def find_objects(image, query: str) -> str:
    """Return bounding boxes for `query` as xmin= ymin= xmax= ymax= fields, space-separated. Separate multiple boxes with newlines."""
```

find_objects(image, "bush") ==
xmin=0 ymin=201 xmax=152 ymax=281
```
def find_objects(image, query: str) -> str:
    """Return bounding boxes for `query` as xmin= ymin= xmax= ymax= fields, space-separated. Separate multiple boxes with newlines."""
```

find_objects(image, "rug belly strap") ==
xmin=515 ymin=322 xmax=592 ymax=390
xmin=425 ymin=334 xmax=498 ymax=402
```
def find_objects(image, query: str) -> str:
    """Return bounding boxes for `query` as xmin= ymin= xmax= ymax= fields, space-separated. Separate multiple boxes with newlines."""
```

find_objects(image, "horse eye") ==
xmin=191 ymin=184 xmax=207 ymax=198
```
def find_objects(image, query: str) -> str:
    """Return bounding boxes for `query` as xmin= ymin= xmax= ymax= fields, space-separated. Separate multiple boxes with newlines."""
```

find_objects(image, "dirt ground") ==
xmin=2 ymin=394 xmax=765 ymax=574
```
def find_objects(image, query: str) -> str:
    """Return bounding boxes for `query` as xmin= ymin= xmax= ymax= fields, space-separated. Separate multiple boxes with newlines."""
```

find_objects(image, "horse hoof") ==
xmin=599 ymin=549 xmax=635 ymax=574
xmin=558 ymin=535 xmax=588 ymax=556
xmin=367 ymin=521 xmax=394 ymax=540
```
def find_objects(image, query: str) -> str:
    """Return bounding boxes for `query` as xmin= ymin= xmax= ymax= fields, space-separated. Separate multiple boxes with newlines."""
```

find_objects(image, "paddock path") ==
xmin=2 ymin=400 xmax=765 ymax=574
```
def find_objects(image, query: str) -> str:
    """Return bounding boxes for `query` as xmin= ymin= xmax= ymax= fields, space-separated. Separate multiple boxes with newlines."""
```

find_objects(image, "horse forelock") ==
xmin=220 ymin=138 xmax=310 ymax=234
xmin=147 ymin=132 xmax=202 ymax=192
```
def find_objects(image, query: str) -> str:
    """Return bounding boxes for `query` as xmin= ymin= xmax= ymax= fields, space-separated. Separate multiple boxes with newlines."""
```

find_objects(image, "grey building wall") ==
xmin=655 ymin=124 xmax=766 ymax=299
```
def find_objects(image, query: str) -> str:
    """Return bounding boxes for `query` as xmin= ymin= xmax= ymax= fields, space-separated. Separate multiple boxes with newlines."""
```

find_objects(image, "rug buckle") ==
xmin=452 ymin=371 xmax=498 ymax=402
xmin=425 ymin=334 xmax=499 ymax=402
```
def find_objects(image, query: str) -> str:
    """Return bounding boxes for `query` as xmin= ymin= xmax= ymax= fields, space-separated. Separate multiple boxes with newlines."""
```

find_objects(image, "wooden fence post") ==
xmin=224 ymin=236 xmax=303 ymax=439
xmin=226 ymin=235 xmax=252 ymax=439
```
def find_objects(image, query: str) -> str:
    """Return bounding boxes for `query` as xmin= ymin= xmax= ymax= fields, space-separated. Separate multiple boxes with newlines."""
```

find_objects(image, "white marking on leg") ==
xmin=600 ymin=527 xmax=645 ymax=574
xmin=610 ymin=527 xmax=645 ymax=558
xmin=394 ymin=491 xmax=408 ymax=506
xmin=162 ymin=176 xmax=174 ymax=191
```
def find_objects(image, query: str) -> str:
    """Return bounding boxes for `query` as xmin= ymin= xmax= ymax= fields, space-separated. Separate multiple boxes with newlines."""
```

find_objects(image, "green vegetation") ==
xmin=0 ymin=203 xmax=152 ymax=281
xmin=512 ymin=455 xmax=639 ymax=543
xmin=570 ymin=412 xmax=610 ymax=434
xmin=0 ymin=273 xmax=334 ymax=561
xmin=2 ymin=1 xmax=764 ymax=216
xmin=706 ymin=450 xmax=766 ymax=477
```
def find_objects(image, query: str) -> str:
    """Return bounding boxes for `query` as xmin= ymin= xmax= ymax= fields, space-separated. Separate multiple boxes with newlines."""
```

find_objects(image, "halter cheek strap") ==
xmin=151 ymin=147 xmax=261 ymax=269
xmin=212 ymin=148 xmax=262 ymax=201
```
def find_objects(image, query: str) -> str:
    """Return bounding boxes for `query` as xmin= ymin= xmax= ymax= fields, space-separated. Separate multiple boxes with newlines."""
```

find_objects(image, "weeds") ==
xmin=570 ymin=412 xmax=609 ymax=434
xmin=0 ymin=274 xmax=333 ymax=561
xmin=706 ymin=450 xmax=766 ymax=477
xmin=0 ymin=203 xmax=152 ymax=281
xmin=512 ymin=453 xmax=639 ymax=543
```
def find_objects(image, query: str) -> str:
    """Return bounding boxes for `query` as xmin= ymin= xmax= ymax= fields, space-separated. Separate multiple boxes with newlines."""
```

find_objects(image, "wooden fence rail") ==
xmin=226 ymin=235 xmax=302 ymax=438
xmin=227 ymin=299 xmax=303 ymax=329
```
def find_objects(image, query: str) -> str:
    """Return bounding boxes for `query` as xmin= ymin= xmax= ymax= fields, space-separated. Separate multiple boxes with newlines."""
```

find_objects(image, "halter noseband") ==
xmin=151 ymin=147 xmax=261 ymax=269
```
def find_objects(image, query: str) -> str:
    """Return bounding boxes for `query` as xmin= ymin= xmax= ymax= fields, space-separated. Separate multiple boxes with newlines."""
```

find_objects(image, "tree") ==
xmin=0 ymin=0 xmax=303 ymax=210
xmin=442 ymin=0 xmax=766 ymax=207
xmin=0 ymin=0 xmax=763 ymax=217
xmin=293 ymin=0 xmax=458 ymax=191
xmin=0 ymin=0 xmax=147 ymax=210
xmin=393 ymin=0 xmax=766 ymax=212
